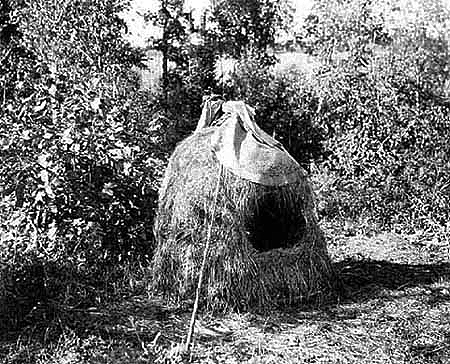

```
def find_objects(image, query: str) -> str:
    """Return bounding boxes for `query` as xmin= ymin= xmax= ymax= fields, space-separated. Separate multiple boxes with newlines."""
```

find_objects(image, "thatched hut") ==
xmin=151 ymin=98 xmax=335 ymax=310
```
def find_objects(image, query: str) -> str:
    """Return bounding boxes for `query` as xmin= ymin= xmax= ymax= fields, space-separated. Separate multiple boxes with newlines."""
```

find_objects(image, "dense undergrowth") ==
xmin=0 ymin=0 xmax=165 ymax=330
xmin=0 ymin=0 xmax=449 ymax=348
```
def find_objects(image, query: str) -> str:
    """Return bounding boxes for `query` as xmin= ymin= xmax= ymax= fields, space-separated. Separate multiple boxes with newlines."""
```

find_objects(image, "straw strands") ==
xmin=151 ymin=127 xmax=336 ymax=310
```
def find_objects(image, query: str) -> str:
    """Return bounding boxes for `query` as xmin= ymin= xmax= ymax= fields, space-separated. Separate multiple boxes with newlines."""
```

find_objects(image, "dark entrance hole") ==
xmin=243 ymin=191 xmax=306 ymax=252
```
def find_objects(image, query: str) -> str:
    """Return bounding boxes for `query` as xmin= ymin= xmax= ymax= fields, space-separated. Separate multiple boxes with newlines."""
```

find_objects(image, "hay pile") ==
xmin=151 ymin=119 xmax=335 ymax=310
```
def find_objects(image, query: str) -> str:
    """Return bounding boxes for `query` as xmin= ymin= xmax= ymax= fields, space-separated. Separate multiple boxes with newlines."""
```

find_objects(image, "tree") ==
xmin=301 ymin=0 xmax=390 ymax=66
xmin=145 ymin=0 xmax=188 ymax=97
xmin=212 ymin=0 xmax=294 ymax=61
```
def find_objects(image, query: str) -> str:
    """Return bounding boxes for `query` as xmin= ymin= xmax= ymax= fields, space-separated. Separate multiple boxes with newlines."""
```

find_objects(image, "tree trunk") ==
xmin=162 ymin=0 xmax=168 ymax=104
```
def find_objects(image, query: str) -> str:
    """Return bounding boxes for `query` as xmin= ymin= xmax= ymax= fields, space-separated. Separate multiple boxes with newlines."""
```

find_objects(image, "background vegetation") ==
xmin=0 ymin=0 xmax=449 ymax=362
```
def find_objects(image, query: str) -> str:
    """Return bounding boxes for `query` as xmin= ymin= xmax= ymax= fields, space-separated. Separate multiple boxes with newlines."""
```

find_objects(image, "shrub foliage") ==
xmin=0 ymin=0 xmax=168 ymax=328
xmin=302 ymin=0 xmax=450 ymax=232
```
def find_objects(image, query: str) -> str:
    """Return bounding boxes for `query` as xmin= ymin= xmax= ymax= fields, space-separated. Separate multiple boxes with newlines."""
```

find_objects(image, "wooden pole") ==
xmin=184 ymin=165 xmax=223 ymax=353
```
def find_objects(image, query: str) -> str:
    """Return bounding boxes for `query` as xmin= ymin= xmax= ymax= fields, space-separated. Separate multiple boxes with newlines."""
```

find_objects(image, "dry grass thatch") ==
xmin=151 ymin=127 xmax=336 ymax=311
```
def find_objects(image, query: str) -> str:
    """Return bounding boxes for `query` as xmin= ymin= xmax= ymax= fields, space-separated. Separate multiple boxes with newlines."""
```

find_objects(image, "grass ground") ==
xmin=1 ymin=230 xmax=449 ymax=364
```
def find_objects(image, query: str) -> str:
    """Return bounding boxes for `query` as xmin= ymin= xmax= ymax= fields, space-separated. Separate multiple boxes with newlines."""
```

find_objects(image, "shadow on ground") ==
xmin=334 ymin=258 xmax=450 ymax=299
xmin=41 ymin=259 xmax=450 ymax=338
xmin=1 ymin=258 xmax=450 ymax=360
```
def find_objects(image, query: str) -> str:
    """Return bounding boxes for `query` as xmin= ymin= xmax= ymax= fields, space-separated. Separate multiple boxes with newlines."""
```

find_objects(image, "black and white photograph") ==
xmin=1 ymin=0 xmax=450 ymax=362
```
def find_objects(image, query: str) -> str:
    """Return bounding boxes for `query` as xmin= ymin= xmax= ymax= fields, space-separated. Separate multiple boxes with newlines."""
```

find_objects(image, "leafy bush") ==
xmin=0 ymin=0 xmax=169 ymax=328
xmin=315 ymin=68 xmax=450 ymax=232
xmin=310 ymin=49 xmax=450 ymax=234
xmin=291 ymin=0 xmax=450 ymax=234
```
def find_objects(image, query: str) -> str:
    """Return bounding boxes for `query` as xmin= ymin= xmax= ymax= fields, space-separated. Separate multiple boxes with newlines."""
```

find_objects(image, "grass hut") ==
xmin=151 ymin=99 xmax=335 ymax=310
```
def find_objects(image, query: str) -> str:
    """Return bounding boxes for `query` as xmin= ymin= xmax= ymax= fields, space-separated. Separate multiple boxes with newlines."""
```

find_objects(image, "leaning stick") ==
xmin=184 ymin=165 xmax=223 ymax=353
